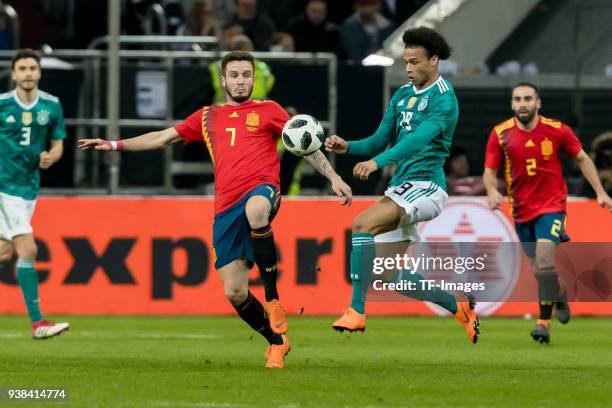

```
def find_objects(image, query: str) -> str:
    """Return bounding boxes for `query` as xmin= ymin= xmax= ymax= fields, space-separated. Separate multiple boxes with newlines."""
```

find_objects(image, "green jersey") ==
xmin=347 ymin=76 xmax=459 ymax=190
xmin=0 ymin=90 xmax=67 ymax=200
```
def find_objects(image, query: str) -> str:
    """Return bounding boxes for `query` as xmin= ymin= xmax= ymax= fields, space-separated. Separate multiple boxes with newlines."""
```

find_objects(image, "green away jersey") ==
xmin=347 ymin=76 xmax=459 ymax=190
xmin=0 ymin=90 xmax=67 ymax=200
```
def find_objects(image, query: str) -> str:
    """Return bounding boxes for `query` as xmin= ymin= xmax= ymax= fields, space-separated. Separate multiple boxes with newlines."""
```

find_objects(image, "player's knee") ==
xmin=535 ymin=250 xmax=555 ymax=270
xmin=352 ymin=215 xmax=372 ymax=234
xmin=224 ymin=286 xmax=248 ymax=305
xmin=245 ymin=201 xmax=271 ymax=229
xmin=16 ymin=243 xmax=37 ymax=261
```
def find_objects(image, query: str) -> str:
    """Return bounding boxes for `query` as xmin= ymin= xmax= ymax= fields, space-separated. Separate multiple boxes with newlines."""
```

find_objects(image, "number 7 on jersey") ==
xmin=226 ymin=127 xmax=236 ymax=146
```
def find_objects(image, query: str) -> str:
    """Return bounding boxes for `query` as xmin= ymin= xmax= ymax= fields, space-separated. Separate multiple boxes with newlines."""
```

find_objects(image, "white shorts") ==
xmin=0 ymin=192 xmax=36 ymax=240
xmin=375 ymin=181 xmax=447 ymax=243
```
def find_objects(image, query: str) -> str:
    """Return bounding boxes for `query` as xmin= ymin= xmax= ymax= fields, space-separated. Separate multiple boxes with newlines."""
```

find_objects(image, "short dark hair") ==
xmin=402 ymin=27 xmax=452 ymax=60
xmin=512 ymin=82 xmax=540 ymax=98
xmin=220 ymin=50 xmax=255 ymax=76
xmin=11 ymin=48 xmax=41 ymax=70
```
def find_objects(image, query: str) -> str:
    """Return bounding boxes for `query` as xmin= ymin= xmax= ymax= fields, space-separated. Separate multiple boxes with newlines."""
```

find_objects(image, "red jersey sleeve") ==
xmin=560 ymin=124 xmax=582 ymax=157
xmin=266 ymin=102 xmax=290 ymax=138
xmin=175 ymin=109 xmax=203 ymax=144
xmin=485 ymin=129 xmax=503 ymax=170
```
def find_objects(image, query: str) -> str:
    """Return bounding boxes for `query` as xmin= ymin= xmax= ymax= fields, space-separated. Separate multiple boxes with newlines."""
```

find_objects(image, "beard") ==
xmin=18 ymin=81 xmax=37 ymax=92
xmin=226 ymin=86 xmax=253 ymax=104
xmin=515 ymin=109 xmax=536 ymax=125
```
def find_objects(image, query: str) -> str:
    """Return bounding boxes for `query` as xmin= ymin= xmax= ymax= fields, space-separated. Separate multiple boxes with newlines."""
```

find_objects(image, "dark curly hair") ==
xmin=402 ymin=27 xmax=452 ymax=60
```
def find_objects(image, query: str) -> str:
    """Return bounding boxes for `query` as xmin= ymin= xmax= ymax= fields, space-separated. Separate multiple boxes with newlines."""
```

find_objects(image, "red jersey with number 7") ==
xmin=484 ymin=116 xmax=582 ymax=223
xmin=175 ymin=100 xmax=289 ymax=214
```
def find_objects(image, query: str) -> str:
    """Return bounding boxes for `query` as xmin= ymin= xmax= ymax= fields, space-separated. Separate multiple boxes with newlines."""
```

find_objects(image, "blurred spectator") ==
xmin=288 ymin=0 xmax=339 ymax=53
xmin=270 ymin=32 xmax=295 ymax=52
xmin=583 ymin=131 xmax=612 ymax=197
xmin=294 ymin=0 xmax=354 ymax=25
xmin=339 ymin=0 xmax=395 ymax=62
xmin=230 ymin=0 xmax=277 ymax=51
xmin=379 ymin=0 xmax=428 ymax=27
xmin=123 ymin=0 xmax=185 ymax=35
xmin=257 ymin=0 xmax=295 ymax=32
xmin=176 ymin=0 xmax=219 ymax=37
xmin=444 ymin=146 xmax=486 ymax=196
xmin=208 ymin=34 xmax=275 ymax=104
xmin=219 ymin=21 xmax=245 ymax=50
xmin=228 ymin=34 xmax=255 ymax=51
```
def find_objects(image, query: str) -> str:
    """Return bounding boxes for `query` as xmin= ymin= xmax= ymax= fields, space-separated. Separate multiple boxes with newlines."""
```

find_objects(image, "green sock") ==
xmin=392 ymin=269 xmax=457 ymax=314
xmin=16 ymin=259 xmax=42 ymax=323
xmin=349 ymin=233 xmax=374 ymax=314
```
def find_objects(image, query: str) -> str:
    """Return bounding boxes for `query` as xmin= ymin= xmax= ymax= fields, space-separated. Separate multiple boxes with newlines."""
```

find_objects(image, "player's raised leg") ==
xmin=333 ymin=198 xmax=401 ymax=332
xmin=245 ymin=189 xmax=287 ymax=334
xmin=381 ymin=188 xmax=480 ymax=343
xmin=217 ymin=259 xmax=290 ymax=368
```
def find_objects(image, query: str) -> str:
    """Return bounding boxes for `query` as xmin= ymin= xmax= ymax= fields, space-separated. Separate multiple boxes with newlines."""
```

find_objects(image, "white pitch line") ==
xmin=0 ymin=332 xmax=23 ymax=338
xmin=77 ymin=331 xmax=219 ymax=340
xmin=134 ymin=333 xmax=219 ymax=340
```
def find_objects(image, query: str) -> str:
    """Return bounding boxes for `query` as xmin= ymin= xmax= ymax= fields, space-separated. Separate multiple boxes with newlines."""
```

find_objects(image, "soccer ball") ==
xmin=281 ymin=114 xmax=325 ymax=156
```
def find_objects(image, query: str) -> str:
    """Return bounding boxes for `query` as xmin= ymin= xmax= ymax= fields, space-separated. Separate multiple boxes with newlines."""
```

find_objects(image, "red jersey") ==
xmin=485 ymin=116 xmax=582 ymax=223
xmin=175 ymin=100 xmax=289 ymax=214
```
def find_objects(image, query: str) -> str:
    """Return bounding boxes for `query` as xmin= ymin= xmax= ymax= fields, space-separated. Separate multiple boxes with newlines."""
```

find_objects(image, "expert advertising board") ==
xmin=1 ymin=197 xmax=611 ymax=316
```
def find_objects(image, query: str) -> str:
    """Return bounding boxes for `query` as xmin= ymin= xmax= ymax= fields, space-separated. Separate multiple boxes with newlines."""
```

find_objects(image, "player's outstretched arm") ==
xmin=350 ymin=120 xmax=443 ymax=181
xmin=304 ymin=150 xmax=352 ymax=205
xmin=78 ymin=127 xmax=182 ymax=152
xmin=483 ymin=167 xmax=502 ymax=211
xmin=574 ymin=149 xmax=612 ymax=211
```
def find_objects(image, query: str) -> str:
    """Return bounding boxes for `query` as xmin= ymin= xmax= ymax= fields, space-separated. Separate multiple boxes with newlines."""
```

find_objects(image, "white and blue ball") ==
xmin=281 ymin=114 xmax=324 ymax=156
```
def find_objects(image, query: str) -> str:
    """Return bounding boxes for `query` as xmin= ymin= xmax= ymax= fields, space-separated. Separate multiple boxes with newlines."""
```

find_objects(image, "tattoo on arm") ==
xmin=304 ymin=150 xmax=338 ymax=180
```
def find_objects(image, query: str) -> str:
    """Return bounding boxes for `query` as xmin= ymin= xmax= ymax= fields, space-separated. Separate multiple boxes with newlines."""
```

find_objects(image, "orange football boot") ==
xmin=454 ymin=296 xmax=480 ymax=344
xmin=264 ymin=299 xmax=288 ymax=334
xmin=265 ymin=335 xmax=291 ymax=368
xmin=332 ymin=307 xmax=366 ymax=332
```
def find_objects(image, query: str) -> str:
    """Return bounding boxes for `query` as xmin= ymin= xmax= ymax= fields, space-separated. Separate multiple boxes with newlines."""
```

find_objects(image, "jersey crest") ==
xmin=246 ymin=111 xmax=260 ymax=131
xmin=417 ymin=96 xmax=428 ymax=111
xmin=21 ymin=112 xmax=32 ymax=126
xmin=37 ymin=110 xmax=50 ymax=126
xmin=541 ymin=137 xmax=553 ymax=160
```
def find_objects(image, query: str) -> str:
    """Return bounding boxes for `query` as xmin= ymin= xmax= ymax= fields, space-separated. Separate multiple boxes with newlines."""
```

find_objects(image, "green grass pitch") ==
xmin=1 ymin=315 xmax=611 ymax=407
